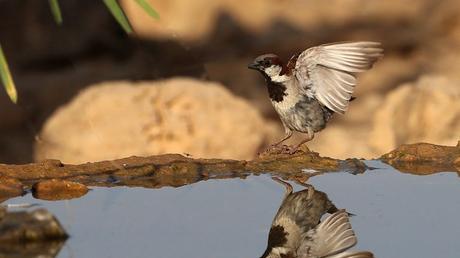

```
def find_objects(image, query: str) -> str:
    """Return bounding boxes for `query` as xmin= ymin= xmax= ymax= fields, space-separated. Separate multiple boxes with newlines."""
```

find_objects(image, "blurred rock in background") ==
xmin=370 ymin=75 xmax=460 ymax=154
xmin=35 ymin=78 xmax=279 ymax=163
xmin=1 ymin=0 xmax=459 ymax=163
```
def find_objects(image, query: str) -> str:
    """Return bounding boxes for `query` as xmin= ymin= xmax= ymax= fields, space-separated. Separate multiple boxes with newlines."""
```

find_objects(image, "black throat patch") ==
xmin=263 ymin=74 xmax=287 ymax=103
xmin=260 ymin=225 xmax=288 ymax=258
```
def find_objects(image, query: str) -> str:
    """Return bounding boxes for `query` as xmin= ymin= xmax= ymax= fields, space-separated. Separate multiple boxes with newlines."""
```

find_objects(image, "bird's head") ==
xmin=248 ymin=54 xmax=284 ymax=78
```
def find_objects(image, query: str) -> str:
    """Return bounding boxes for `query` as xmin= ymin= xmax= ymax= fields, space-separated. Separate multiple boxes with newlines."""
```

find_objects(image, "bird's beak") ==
xmin=248 ymin=62 xmax=259 ymax=70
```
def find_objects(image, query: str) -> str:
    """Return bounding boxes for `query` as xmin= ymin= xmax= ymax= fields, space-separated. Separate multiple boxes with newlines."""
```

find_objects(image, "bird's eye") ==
xmin=262 ymin=60 xmax=270 ymax=67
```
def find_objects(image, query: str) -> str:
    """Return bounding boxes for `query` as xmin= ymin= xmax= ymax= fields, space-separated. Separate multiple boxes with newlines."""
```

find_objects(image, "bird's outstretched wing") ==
xmin=297 ymin=210 xmax=358 ymax=258
xmin=294 ymin=42 xmax=383 ymax=114
xmin=326 ymin=251 xmax=374 ymax=258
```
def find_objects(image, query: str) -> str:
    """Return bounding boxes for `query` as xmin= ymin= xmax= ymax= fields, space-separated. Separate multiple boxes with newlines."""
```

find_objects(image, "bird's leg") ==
xmin=268 ymin=130 xmax=293 ymax=150
xmin=294 ymin=181 xmax=315 ymax=199
xmin=287 ymin=128 xmax=314 ymax=154
xmin=271 ymin=177 xmax=293 ymax=197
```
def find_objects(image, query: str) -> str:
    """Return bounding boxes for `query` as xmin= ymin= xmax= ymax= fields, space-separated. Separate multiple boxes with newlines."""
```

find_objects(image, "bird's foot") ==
xmin=259 ymin=144 xmax=311 ymax=157
xmin=258 ymin=144 xmax=288 ymax=156
xmin=259 ymin=144 xmax=299 ymax=156
xmin=288 ymin=144 xmax=311 ymax=154
xmin=276 ymin=145 xmax=304 ymax=155
xmin=284 ymin=145 xmax=300 ymax=155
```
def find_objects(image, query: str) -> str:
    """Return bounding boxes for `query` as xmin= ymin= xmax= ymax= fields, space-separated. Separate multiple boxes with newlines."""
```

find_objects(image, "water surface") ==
xmin=7 ymin=161 xmax=459 ymax=258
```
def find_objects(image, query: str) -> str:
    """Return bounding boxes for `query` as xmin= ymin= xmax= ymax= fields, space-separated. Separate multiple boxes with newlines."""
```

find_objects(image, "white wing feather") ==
xmin=294 ymin=42 xmax=383 ymax=114
xmin=327 ymin=251 xmax=374 ymax=258
xmin=297 ymin=210 xmax=358 ymax=258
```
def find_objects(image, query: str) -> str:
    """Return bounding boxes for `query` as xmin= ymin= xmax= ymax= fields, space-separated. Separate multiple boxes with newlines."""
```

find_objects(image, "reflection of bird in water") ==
xmin=260 ymin=178 xmax=373 ymax=258
xmin=0 ymin=206 xmax=5 ymax=221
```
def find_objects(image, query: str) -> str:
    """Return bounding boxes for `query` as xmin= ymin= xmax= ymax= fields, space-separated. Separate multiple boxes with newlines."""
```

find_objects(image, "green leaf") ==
xmin=0 ymin=44 xmax=18 ymax=104
xmin=48 ymin=0 xmax=63 ymax=25
xmin=134 ymin=0 xmax=160 ymax=19
xmin=102 ymin=0 xmax=133 ymax=34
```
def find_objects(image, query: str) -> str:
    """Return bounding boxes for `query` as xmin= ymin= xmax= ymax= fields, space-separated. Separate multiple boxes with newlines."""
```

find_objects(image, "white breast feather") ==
xmin=265 ymin=65 xmax=290 ymax=83
xmin=271 ymin=79 xmax=301 ymax=111
xmin=273 ymin=216 xmax=302 ymax=250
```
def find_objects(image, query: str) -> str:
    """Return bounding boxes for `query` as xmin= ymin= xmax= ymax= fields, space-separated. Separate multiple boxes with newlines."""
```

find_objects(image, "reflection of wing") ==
xmin=297 ymin=210 xmax=358 ymax=258
xmin=294 ymin=42 xmax=383 ymax=114
xmin=327 ymin=251 xmax=374 ymax=258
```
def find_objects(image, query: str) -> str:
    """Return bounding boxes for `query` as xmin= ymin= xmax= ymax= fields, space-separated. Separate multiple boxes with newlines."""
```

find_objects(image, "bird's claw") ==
xmin=276 ymin=145 xmax=301 ymax=154
xmin=285 ymin=145 xmax=300 ymax=154
xmin=259 ymin=144 xmax=302 ymax=156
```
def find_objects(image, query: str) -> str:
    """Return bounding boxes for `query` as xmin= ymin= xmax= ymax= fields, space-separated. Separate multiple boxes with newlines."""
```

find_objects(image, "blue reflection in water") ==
xmin=7 ymin=161 xmax=459 ymax=258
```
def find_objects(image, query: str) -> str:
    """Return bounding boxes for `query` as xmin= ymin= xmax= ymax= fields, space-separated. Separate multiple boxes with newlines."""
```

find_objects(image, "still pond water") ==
xmin=7 ymin=161 xmax=460 ymax=258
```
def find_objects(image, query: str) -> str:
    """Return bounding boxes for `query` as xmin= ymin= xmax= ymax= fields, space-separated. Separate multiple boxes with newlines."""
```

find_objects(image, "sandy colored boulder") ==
xmin=381 ymin=142 xmax=460 ymax=174
xmin=355 ymin=55 xmax=421 ymax=96
xmin=370 ymin=75 xmax=460 ymax=154
xmin=306 ymin=125 xmax=378 ymax=160
xmin=0 ymin=176 xmax=24 ymax=201
xmin=32 ymin=179 xmax=88 ymax=201
xmin=0 ymin=208 xmax=68 ymax=243
xmin=35 ymin=78 xmax=279 ymax=163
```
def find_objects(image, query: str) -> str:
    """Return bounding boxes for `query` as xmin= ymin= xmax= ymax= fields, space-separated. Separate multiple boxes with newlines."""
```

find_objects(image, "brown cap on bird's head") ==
xmin=248 ymin=54 xmax=282 ymax=71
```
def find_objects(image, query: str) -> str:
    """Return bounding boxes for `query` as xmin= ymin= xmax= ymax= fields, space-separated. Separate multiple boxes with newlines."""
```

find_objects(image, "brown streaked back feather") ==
xmin=282 ymin=52 xmax=301 ymax=76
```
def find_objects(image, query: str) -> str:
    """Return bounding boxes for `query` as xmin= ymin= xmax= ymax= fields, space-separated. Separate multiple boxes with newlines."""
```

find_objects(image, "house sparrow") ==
xmin=260 ymin=178 xmax=373 ymax=258
xmin=249 ymin=42 xmax=383 ymax=153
